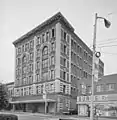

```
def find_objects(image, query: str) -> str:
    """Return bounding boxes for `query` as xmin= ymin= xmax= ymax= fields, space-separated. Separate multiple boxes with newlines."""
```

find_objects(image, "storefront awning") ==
xmin=77 ymin=101 xmax=117 ymax=104
xmin=10 ymin=99 xmax=56 ymax=104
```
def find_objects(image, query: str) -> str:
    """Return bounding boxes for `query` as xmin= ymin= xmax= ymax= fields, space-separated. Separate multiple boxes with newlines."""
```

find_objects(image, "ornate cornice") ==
xmin=13 ymin=12 xmax=74 ymax=46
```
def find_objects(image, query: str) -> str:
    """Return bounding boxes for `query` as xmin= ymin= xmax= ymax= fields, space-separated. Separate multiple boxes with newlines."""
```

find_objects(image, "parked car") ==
xmin=0 ymin=114 xmax=18 ymax=120
xmin=68 ymin=108 xmax=78 ymax=115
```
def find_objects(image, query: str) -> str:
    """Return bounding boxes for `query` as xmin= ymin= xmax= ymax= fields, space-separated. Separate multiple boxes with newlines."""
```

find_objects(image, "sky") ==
xmin=0 ymin=0 xmax=117 ymax=83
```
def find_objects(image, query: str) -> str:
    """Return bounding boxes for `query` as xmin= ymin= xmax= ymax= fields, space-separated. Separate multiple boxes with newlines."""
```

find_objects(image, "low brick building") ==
xmin=77 ymin=73 xmax=117 ymax=117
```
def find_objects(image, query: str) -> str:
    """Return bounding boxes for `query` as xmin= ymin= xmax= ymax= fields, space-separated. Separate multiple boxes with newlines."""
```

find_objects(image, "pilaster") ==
xmin=55 ymin=22 xmax=61 ymax=79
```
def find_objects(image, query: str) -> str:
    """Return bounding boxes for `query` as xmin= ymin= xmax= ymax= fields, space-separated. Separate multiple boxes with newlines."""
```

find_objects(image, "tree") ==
xmin=0 ymin=83 xmax=9 ymax=110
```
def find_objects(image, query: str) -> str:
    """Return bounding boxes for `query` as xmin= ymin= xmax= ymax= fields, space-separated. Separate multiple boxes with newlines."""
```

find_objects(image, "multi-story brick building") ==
xmin=6 ymin=82 xmax=14 ymax=101
xmin=77 ymin=74 xmax=117 ymax=117
xmin=5 ymin=82 xmax=14 ymax=110
xmin=12 ymin=12 xmax=104 ymax=113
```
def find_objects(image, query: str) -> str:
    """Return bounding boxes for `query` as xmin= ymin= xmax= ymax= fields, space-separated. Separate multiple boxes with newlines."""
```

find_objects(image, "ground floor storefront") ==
xmin=12 ymin=101 xmax=56 ymax=113
xmin=11 ymin=93 xmax=77 ymax=114
xmin=77 ymin=94 xmax=117 ymax=117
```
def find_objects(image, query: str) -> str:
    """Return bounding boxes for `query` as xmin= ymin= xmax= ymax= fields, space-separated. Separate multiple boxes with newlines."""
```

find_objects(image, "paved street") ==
xmin=1 ymin=111 xmax=117 ymax=120
xmin=16 ymin=113 xmax=117 ymax=120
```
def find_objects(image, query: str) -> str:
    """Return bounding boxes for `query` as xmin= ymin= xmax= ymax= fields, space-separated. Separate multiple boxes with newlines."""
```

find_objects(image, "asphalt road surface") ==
xmin=17 ymin=114 xmax=116 ymax=120
xmin=0 ymin=112 xmax=116 ymax=120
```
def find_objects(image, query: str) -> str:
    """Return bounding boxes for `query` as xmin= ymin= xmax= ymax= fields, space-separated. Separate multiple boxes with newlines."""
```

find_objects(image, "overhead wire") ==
xmin=97 ymin=38 xmax=117 ymax=43
xmin=97 ymin=41 xmax=117 ymax=45
xmin=98 ymin=44 xmax=117 ymax=48
xmin=101 ymin=52 xmax=117 ymax=55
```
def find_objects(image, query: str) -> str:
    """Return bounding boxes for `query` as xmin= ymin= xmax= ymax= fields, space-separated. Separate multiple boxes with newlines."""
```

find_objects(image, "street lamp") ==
xmin=90 ymin=13 xmax=111 ymax=120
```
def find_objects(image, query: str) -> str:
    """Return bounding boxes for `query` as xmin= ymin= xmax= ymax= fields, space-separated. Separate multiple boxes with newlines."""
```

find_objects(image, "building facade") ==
xmin=12 ymin=12 xmax=104 ymax=113
xmin=6 ymin=82 xmax=14 ymax=101
xmin=77 ymin=74 xmax=117 ymax=117
xmin=5 ymin=82 xmax=14 ymax=110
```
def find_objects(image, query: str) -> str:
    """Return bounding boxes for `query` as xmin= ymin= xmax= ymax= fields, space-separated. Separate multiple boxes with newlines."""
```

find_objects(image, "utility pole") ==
xmin=90 ymin=13 xmax=97 ymax=120
xmin=90 ymin=13 xmax=111 ymax=120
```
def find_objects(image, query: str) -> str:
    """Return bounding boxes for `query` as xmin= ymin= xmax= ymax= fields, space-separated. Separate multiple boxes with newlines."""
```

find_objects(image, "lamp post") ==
xmin=90 ymin=13 xmax=111 ymax=120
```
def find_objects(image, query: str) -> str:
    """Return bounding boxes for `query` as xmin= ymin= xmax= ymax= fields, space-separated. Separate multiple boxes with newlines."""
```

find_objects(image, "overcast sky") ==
xmin=1 ymin=0 xmax=117 ymax=83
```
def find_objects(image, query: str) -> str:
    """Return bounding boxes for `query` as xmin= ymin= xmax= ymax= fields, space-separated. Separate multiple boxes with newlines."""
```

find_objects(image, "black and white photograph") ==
xmin=0 ymin=0 xmax=117 ymax=120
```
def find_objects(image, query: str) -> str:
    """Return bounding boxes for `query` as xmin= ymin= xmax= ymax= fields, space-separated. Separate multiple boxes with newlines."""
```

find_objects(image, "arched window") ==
xmin=42 ymin=46 xmax=48 ymax=69
xmin=42 ymin=46 xmax=48 ymax=56
xmin=42 ymin=46 xmax=49 ymax=81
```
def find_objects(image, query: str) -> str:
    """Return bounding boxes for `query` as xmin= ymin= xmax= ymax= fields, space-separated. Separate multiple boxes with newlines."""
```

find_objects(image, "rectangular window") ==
xmin=67 ymin=73 xmax=69 ymax=81
xmin=87 ymin=86 xmax=91 ymax=94
xmin=23 ymin=77 xmax=26 ymax=85
xmin=61 ymin=43 xmax=64 ymax=52
xmin=42 ymin=72 xmax=48 ymax=81
xmin=46 ymin=31 xmax=49 ymax=41
xmin=21 ymin=89 xmax=23 ymax=96
xmin=42 ymin=59 xmax=48 ymax=68
xmin=29 ymin=64 xmax=33 ymax=72
xmin=25 ymin=43 xmax=28 ymax=51
xmin=51 ymin=70 xmax=55 ymax=79
xmin=30 ymin=40 xmax=34 ymax=49
xmin=41 ymin=85 xmax=43 ymax=93
xmin=17 ymin=58 xmax=21 ymax=66
xmin=67 ymin=34 xmax=69 ymax=43
xmin=36 ymin=61 xmax=40 ymax=70
xmin=16 ymin=48 xmax=18 ymax=56
xmin=96 ymin=85 xmax=103 ymax=92
xmin=63 ymin=45 xmax=66 ymax=54
xmin=36 ymin=74 xmax=40 ymax=82
xmin=31 ymin=64 xmax=33 ymax=72
xmin=106 ymin=84 xmax=115 ymax=91
xmin=64 ymin=32 xmax=66 ymax=40
xmin=22 ymin=66 xmax=27 ymax=74
xmin=50 ymin=83 xmax=54 ymax=91
xmin=67 ymin=48 xmax=69 ymax=56
xmin=42 ymin=33 xmax=45 ymax=43
xmin=36 ymin=49 xmax=40 ymax=58
xmin=60 ymin=57 xmax=63 ymax=65
xmin=79 ymin=47 xmax=82 ymax=54
xmin=26 ymin=77 xmax=29 ymax=85
xmin=63 ymin=58 xmax=66 ymax=67
xmin=29 ymin=76 xmax=33 ymax=84
xmin=63 ymin=85 xmax=66 ymax=93
xmin=77 ymin=45 xmax=79 ymax=53
xmin=63 ymin=71 xmax=66 ymax=80
xmin=52 ymin=28 xmax=55 ymax=37
xmin=18 ymin=47 xmax=21 ymax=54
xmin=60 ymin=70 xmax=63 ymax=79
xmin=30 ymin=53 xmax=33 ymax=61
xmin=80 ymin=84 xmax=86 ymax=95
xmin=61 ymin=29 xmax=64 ymax=39
xmin=36 ymin=36 xmax=41 ymax=45
xmin=67 ymin=61 xmax=69 ymax=68
xmin=24 ymin=88 xmax=26 ymax=96
xmin=36 ymin=86 xmax=39 ymax=94
xmin=51 ymin=42 xmax=55 ymax=51
xmin=22 ymin=45 xmax=25 ymax=52
xmin=71 ymin=39 xmax=73 ymax=48
xmin=51 ymin=56 xmax=55 ymax=65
